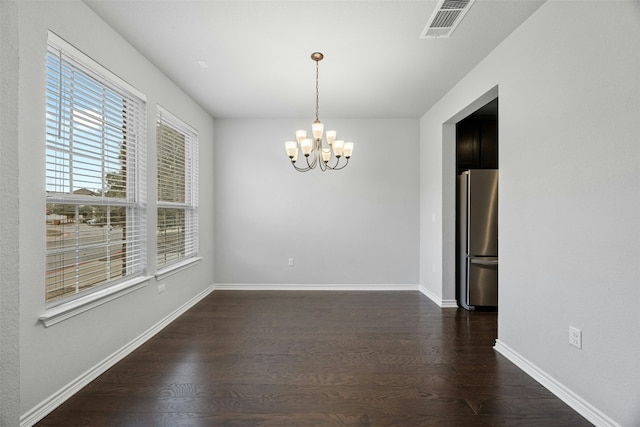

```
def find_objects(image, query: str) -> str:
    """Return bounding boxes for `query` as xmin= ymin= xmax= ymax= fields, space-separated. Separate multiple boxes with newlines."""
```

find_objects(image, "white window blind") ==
xmin=45 ymin=32 xmax=147 ymax=305
xmin=156 ymin=106 xmax=199 ymax=268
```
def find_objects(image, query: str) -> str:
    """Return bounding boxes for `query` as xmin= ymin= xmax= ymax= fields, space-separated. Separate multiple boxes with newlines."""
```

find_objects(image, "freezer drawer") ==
xmin=466 ymin=257 xmax=498 ymax=308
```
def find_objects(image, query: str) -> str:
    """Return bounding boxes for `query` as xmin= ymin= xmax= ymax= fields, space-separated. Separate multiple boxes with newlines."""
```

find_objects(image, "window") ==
xmin=45 ymin=32 xmax=147 ymax=305
xmin=156 ymin=107 xmax=199 ymax=269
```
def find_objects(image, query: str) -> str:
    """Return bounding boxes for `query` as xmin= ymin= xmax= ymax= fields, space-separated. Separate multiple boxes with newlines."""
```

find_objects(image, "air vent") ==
xmin=420 ymin=0 xmax=476 ymax=39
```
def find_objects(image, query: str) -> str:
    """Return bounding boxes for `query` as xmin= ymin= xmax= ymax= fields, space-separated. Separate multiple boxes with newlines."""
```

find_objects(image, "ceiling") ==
xmin=83 ymin=0 xmax=545 ymax=119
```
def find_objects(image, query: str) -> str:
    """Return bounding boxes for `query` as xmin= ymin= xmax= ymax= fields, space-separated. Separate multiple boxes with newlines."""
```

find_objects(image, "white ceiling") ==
xmin=83 ymin=0 xmax=545 ymax=119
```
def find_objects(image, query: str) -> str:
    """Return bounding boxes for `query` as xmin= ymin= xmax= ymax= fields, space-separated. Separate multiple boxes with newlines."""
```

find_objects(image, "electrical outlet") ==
xmin=157 ymin=283 xmax=166 ymax=293
xmin=569 ymin=326 xmax=582 ymax=349
xmin=288 ymin=257 xmax=295 ymax=267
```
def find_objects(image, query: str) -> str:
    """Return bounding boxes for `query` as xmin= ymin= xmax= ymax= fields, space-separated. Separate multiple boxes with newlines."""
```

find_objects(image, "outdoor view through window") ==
xmin=156 ymin=107 xmax=198 ymax=268
xmin=45 ymin=34 xmax=146 ymax=304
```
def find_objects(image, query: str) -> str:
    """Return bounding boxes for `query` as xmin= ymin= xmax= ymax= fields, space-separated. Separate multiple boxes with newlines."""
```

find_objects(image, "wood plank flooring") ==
xmin=37 ymin=291 xmax=592 ymax=426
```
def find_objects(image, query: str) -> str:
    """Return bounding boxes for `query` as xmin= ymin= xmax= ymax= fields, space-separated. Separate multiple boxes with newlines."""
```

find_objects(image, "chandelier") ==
xmin=284 ymin=52 xmax=354 ymax=172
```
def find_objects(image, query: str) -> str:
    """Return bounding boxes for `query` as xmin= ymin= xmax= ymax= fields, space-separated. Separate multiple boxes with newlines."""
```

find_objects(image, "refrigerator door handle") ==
xmin=469 ymin=257 xmax=499 ymax=266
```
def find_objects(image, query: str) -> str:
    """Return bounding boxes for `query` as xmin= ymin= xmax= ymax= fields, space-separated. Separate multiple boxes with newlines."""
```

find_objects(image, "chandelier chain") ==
xmin=315 ymin=59 xmax=320 ymax=122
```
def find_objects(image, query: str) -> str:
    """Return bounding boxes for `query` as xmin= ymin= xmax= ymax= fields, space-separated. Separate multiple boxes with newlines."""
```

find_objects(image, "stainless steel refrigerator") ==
xmin=458 ymin=169 xmax=498 ymax=310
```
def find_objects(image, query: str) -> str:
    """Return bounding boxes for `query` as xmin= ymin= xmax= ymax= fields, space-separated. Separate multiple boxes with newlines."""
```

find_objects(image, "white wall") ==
xmin=214 ymin=118 xmax=419 ymax=287
xmin=420 ymin=1 xmax=640 ymax=425
xmin=0 ymin=0 xmax=21 ymax=424
xmin=16 ymin=1 xmax=215 ymax=422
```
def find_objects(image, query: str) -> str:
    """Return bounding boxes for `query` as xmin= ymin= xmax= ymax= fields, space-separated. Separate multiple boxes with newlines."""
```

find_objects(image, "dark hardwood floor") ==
xmin=37 ymin=291 xmax=592 ymax=426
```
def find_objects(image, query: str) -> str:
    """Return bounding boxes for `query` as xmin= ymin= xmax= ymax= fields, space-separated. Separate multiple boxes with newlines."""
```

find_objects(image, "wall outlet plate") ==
xmin=569 ymin=326 xmax=582 ymax=349
xmin=157 ymin=283 xmax=166 ymax=293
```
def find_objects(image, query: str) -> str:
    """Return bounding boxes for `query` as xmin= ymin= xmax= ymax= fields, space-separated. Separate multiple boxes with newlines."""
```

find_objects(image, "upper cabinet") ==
xmin=456 ymin=100 xmax=498 ymax=174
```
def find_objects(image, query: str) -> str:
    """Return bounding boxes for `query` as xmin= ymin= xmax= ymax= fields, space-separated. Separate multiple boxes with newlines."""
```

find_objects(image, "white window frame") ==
xmin=156 ymin=106 xmax=200 ymax=275
xmin=41 ymin=32 xmax=149 ymax=326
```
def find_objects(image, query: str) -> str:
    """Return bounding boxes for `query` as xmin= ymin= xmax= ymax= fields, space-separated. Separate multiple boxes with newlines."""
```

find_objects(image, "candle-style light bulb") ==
xmin=295 ymin=130 xmax=307 ymax=144
xmin=326 ymin=130 xmax=337 ymax=145
xmin=333 ymin=140 xmax=344 ymax=157
xmin=301 ymin=138 xmax=313 ymax=156
xmin=312 ymin=121 xmax=324 ymax=140
xmin=285 ymin=141 xmax=298 ymax=159
xmin=343 ymin=142 xmax=354 ymax=158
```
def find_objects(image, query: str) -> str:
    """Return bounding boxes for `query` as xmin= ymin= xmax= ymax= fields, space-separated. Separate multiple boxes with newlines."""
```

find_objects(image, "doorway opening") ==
xmin=455 ymin=98 xmax=499 ymax=310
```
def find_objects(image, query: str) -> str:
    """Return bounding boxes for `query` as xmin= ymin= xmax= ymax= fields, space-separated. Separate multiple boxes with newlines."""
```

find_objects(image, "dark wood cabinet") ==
xmin=456 ymin=115 xmax=498 ymax=174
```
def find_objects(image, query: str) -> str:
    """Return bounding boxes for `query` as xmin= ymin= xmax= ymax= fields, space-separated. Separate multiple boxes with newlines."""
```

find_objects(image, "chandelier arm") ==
xmin=327 ymin=157 xmax=349 ymax=171
xmin=322 ymin=158 xmax=336 ymax=170
xmin=319 ymin=153 xmax=329 ymax=171
xmin=305 ymin=151 xmax=318 ymax=170
xmin=291 ymin=160 xmax=313 ymax=172
xmin=333 ymin=158 xmax=350 ymax=170
xmin=314 ymin=137 xmax=328 ymax=171
xmin=323 ymin=154 xmax=341 ymax=170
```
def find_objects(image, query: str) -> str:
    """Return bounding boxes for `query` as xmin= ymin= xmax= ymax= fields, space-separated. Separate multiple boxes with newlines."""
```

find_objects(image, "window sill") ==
xmin=155 ymin=257 xmax=202 ymax=281
xmin=39 ymin=276 xmax=151 ymax=328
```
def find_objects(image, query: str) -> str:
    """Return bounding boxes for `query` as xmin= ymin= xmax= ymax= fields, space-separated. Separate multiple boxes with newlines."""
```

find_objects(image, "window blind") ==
xmin=156 ymin=106 xmax=199 ymax=268
xmin=45 ymin=32 xmax=147 ymax=305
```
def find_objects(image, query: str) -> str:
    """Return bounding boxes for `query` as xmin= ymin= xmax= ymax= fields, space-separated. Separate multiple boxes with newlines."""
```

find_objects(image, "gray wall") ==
xmin=214 ymin=118 xmax=420 ymax=287
xmin=419 ymin=2 xmax=640 ymax=425
xmin=0 ymin=0 xmax=21 ymax=424
xmin=15 ymin=1 xmax=215 ymax=420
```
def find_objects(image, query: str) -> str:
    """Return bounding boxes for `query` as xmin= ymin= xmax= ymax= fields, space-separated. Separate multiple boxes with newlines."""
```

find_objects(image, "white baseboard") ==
xmin=419 ymin=285 xmax=458 ymax=308
xmin=494 ymin=339 xmax=620 ymax=427
xmin=214 ymin=283 xmax=419 ymax=291
xmin=20 ymin=284 xmax=216 ymax=427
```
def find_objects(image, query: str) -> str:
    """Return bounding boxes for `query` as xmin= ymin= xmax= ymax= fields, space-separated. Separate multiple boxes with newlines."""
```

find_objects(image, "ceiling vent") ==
xmin=420 ymin=0 xmax=476 ymax=39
